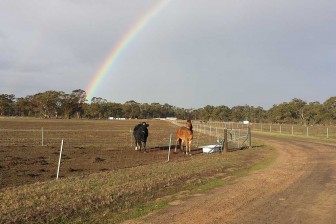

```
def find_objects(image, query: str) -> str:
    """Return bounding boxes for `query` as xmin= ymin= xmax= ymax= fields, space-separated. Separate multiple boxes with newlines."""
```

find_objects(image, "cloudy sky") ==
xmin=1 ymin=0 xmax=335 ymax=109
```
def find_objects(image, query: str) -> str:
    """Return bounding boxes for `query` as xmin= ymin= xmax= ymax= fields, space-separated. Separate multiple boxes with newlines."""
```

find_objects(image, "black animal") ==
xmin=133 ymin=122 xmax=149 ymax=152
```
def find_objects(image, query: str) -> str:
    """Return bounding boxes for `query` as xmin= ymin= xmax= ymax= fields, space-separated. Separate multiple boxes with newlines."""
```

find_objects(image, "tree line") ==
xmin=0 ymin=89 xmax=335 ymax=125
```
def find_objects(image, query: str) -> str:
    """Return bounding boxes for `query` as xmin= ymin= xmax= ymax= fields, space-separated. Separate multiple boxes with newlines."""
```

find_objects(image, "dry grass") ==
xmin=1 ymin=148 xmax=272 ymax=223
xmin=0 ymin=118 xmax=273 ymax=223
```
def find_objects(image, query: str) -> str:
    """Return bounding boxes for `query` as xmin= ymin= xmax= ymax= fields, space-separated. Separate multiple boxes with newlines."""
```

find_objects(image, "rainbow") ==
xmin=86 ymin=0 xmax=171 ymax=101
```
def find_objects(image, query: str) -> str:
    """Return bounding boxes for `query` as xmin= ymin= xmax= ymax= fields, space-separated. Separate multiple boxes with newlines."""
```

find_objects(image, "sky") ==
xmin=1 ymin=0 xmax=335 ymax=109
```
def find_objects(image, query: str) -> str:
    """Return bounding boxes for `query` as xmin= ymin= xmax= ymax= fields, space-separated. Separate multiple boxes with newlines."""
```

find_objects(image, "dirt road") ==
xmin=124 ymin=136 xmax=336 ymax=224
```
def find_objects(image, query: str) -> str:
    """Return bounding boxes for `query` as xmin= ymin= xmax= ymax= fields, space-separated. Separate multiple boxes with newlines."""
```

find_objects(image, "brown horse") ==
xmin=175 ymin=120 xmax=193 ymax=155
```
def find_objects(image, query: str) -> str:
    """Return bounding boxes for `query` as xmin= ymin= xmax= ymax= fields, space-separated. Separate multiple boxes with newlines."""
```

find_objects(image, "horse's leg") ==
xmin=183 ymin=139 xmax=188 ymax=155
xmin=174 ymin=138 xmax=179 ymax=153
xmin=180 ymin=139 xmax=183 ymax=153
xmin=188 ymin=140 xmax=192 ymax=155
xmin=186 ymin=139 xmax=190 ymax=155
xmin=185 ymin=140 xmax=188 ymax=155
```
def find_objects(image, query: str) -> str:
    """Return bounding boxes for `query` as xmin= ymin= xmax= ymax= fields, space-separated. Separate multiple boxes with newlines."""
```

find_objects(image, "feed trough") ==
xmin=201 ymin=144 xmax=222 ymax=153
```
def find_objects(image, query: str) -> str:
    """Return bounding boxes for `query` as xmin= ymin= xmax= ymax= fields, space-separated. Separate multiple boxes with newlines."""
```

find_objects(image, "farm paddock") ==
xmin=2 ymin=118 xmax=336 ymax=223
xmin=0 ymin=118 xmax=238 ymax=189
xmin=1 ymin=118 xmax=277 ymax=223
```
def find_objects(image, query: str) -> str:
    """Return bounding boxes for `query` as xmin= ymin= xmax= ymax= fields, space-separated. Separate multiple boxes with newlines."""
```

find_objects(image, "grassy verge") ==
xmin=253 ymin=131 xmax=336 ymax=148
xmin=1 ymin=142 xmax=274 ymax=223
xmin=234 ymin=152 xmax=276 ymax=178
xmin=109 ymin=144 xmax=276 ymax=223
xmin=107 ymin=178 xmax=227 ymax=223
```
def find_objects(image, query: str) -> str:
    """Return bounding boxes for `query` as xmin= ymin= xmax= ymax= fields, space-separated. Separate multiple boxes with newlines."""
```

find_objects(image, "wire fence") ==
xmin=0 ymin=123 xmax=249 ymax=150
xmin=0 ymin=125 xmax=224 ymax=150
xmin=0 ymin=128 xmax=177 ymax=149
xmin=8 ymin=121 xmax=332 ymax=150
xmin=250 ymin=123 xmax=336 ymax=139
xmin=189 ymin=121 xmax=336 ymax=140
xmin=173 ymin=121 xmax=251 ymax=150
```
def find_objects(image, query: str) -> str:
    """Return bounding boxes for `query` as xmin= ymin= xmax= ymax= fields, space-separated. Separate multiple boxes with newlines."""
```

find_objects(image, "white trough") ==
xmin=201 ymin=144 xmax=222 ymax=153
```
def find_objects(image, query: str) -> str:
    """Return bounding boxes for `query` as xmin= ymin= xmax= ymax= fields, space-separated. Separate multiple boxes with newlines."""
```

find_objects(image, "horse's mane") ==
xmin=186 ymin=119 xmax=193 ymax=132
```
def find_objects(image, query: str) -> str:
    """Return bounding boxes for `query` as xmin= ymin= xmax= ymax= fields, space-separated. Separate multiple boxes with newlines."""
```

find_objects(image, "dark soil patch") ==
xmin=0 ymin=119 xmax=223 ymax=189
xmin=0 ymin=145 xmax=204 ymax=189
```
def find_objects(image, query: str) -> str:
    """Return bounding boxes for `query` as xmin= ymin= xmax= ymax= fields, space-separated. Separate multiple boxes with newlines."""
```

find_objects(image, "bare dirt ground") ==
xmin=123 ymin=135 xmax=336 ymax=224
xmin=0 ymin=145 xmax=200 ymax=189
xmin=0 ymin=119 xmax=207 ymax=189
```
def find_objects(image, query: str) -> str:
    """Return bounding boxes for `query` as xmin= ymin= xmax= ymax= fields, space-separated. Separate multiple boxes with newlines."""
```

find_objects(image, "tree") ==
xmin=60 ymin=93 xmax=73 ymax=119
xmin=161 ymin=103 xmax=175 ymax=118
xmin=0 ymin=94 xmax=15 ymax=116
xmin=267 ymin=99 xmax=308 ymax=124
xmin=15 ymin=96 xmax=33 ymax=116
xmin=267 ymin=102 xmax=296 ymax=124
xmin=140 ymin=103 xmax=151 ymax=119
xmin=124 ymin=100 xmax=141 ymax=118
xmin=87 ymin=97 xmax=108 ymax=119
xmin=198 ymin=105 xmax=214 ymax=121
xmin=71 ymin=89 xmax=86 ymax=118
xmin=302 ymin=102 xmax=323 ymax=125
xmin=0 ymin=89 xmax=335 ymax=124
xmin=150 ymin=102 xmax=163 ymax=119
xmin=61 ymin=89 xmax=87 ymax=119
xmin=251 ymin=106 xmax=266 ymax=123
xmin=289 ymin=98 xmax=307 ymax=124
xmin=103 ymin=102 xmax=124 ymax=118
xmin=231 ymin=105 xmax=246 ymax=122
xmin=32 ymin=91 xmax=63 ymax=118
xmin=322 ymin=96 xmax=336 ymax=125
xmin=211 ymin=105 xmax=231 ymax=121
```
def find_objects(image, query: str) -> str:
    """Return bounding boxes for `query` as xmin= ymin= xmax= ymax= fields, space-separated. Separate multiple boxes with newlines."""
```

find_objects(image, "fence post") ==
xmin=167 ymin=134 xmax=172 ymax=162
xmin=223 ymin=129 xmax=228 ymax=153
xmin=41 ymin=127 xmax=44 ymax=146
xmin=56 ymin=139 xmax=64 ymax=180
xmin=307 ymin=126 xmax=309 ymax=137
xmin=327 ymin=128 xmax=329 ymax=139
xmin=248 ymin=127 xmax=252 ymax=148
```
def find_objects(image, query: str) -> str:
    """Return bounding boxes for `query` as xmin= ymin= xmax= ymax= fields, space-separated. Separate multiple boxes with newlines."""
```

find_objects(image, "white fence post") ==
xmin=56 ymin=139 xmax=64 ymax=180
xmin=41 ymin=127 xmax=44 ymax=146
xmin=327 ymin=128 xmax=329 ymax=139
xmin=167 ymin=134 xmax=172 ymax=162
